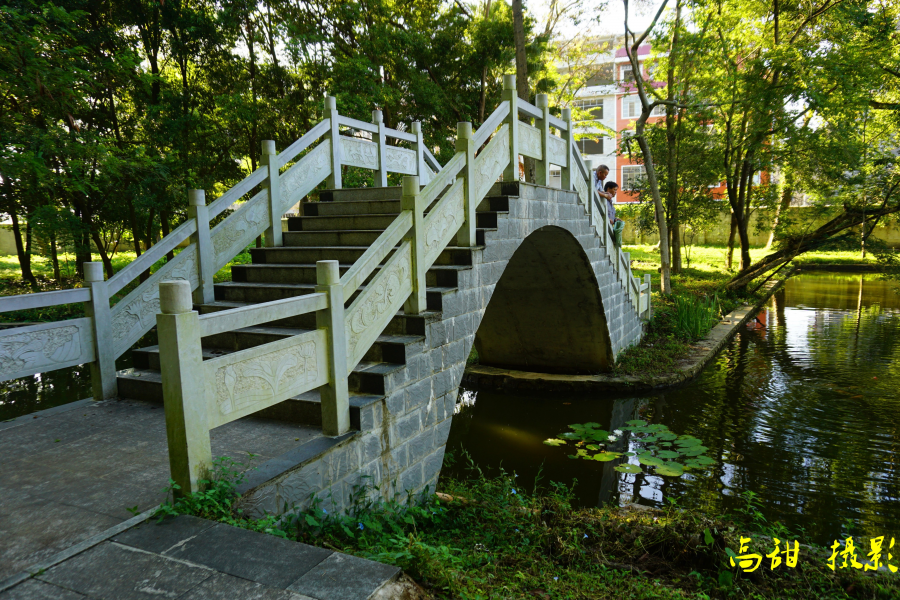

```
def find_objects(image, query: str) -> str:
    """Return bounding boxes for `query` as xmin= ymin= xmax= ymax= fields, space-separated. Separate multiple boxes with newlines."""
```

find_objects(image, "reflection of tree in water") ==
xmin=597 ymin=397 xmax=639 ymax=507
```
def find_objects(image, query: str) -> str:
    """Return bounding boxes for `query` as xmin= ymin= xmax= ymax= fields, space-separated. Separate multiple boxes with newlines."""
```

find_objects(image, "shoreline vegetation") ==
xmin=160 ymin=455 xmax=900 ymax=600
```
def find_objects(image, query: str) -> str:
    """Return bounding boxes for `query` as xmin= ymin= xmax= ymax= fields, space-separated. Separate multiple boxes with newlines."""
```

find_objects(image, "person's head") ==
xmin=604 ymin=181 xmax=618 ymax=198
xmin=596 ymin=164 xmax=609 ymax=180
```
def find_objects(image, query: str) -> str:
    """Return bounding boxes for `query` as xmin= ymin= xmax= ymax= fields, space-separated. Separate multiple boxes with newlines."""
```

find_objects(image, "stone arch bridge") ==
xmin=0 ymin=76 xmax=649 ymax=517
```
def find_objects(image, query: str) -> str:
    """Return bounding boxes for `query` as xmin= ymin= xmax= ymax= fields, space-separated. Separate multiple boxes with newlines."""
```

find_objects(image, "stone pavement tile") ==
xmin=287 ymin=552 xmax=400 ymax=600
xmin=112 ymin=515 xmax=217 ymax=555
xmin=0 ymin=489 xmax=120 ymax=581
xmin=0 ymin=579 xmax=87 ymax=600
xmin=163 ymin=523 xmax=332 ymax=589
xmin=178 ymin=572 xmax=313 ymax=600
xmin=38 ymin=541 xmax=211 ymax=600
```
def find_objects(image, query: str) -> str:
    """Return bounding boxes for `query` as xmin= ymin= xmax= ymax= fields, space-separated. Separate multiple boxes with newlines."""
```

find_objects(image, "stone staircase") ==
xmin=117 ymin=184 xmax=507 ymax=450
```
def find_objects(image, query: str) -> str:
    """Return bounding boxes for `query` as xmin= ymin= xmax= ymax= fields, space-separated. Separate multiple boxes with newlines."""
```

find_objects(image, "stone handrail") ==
xmin=0 ymin=99 xmax=440 ymax=396
xmin=154 ymin=74 xmax=651 ymax=496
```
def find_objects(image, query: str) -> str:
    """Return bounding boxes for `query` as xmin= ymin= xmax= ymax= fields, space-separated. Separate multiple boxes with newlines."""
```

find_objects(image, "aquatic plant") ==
xmin=543 ymin=419 xmax=716 ymax=478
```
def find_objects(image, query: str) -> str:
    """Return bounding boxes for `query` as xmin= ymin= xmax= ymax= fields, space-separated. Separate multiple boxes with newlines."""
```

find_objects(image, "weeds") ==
xmin=160 ymin=453 xmax=900 ymax=599
xmin=674 ymin=293 xmax=721 ymax=341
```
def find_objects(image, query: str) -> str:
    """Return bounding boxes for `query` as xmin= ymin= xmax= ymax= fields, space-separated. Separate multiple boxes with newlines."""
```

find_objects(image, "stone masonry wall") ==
xmin=239 ymin=181 xmax=644 ymax=518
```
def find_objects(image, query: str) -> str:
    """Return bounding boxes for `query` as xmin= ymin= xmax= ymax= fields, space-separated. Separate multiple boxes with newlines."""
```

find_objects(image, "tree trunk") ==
xmin=726 ymin=211 xmax=737 ymax=270
xmin=635 ymin=133 xmax=672 ymax=293
xmin=161 ymin=209 xmax=173 ymax=261
xmin=670 ymin=216 xmax=681 ymax=273
xmin=512 ymin=0 xmax=533 ymax=182
xmin=767 ymin=172 xmax=793 ymax=249
xmin=10 ymin=209 xmax=38 ymax=290
xmin=50 ymin=231 xmax=61 ymax=281
xmin=91 ymin=229 xmax=115 ymax=279
xmin=665 ymin=0 xmax=682 ymax=273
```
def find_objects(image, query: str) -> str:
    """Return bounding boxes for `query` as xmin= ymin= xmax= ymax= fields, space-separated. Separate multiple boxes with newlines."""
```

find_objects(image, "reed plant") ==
xmin=674 ymin=293 xmax=721 ymax=341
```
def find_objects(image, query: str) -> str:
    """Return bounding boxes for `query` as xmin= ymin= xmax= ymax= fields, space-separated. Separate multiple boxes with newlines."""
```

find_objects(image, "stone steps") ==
xmin=281 ymin=228 xmax=490 ymax=247
xmin=232 ymin=263 xmax=470 ymax=287
xmin=250 ymin=245 xmax=477 ymax=266
xmin=286 ymin=211 xmax=502 ymax=232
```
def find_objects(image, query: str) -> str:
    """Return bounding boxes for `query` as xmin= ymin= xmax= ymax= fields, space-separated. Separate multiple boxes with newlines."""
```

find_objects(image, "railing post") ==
xmin=402 ymin=176 xmax=427 ymax=314
xmin=315 ymin=260 xmax=350 ymax=436
xmin=502 ymin=74 xmax=519 ymax=182
xmin=157 ymin=280 xmax=211 ymax=497
xmin=536 ymin=93 xmax=550 ymax=186
xmin=412 ymin=121 xmax=427 ymax=184
xmin=84 ymin=262 xmax=117 ymax=401
xmin=188 ymin=189 xmax=215 ymax=304
xmin=325 ymin=96 xmax=342 ymax=189
xmin=562 ymin=107 xmax=574 ymax=191
xmin=456 ymin=122 xmax=476 ymax=248
xmin=373 ymin=109 xmax=388 ymax=187
xmin=644 ymin=273 xmax=653 ymax=319
xmin=584 ymin=158 xmax=595 ymax=228
xmin=261 ymin=140 xmax=283 ymax=248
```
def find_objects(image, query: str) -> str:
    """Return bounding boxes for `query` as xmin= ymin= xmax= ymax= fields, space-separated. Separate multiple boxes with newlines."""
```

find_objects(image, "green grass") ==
xmin=159 ymin=455 xmax=900 ymax=600
xmin=0 ymin=247 xmax=253 ymax=323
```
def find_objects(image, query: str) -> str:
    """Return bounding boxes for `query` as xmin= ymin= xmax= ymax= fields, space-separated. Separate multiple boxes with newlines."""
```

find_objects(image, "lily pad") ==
xmin=654 ymin=463 xmax=685 ymax=477
xmin=626 ymin=419 xmax=647 ymax=426
xmin=638 ymin=455 xmax=664 ymax=467
xmin=561 ymin=432 xmax=580 ymax=439
xmin=675 ymin=437 xmax=702 ymax=446
xmin=543 ymin=438 xmax=567 ymax=447
xmin=614 ymin=463 xmax=642 ymax=474
xmin=686 ymin=455 xmax=717 ymax=466
xmin=657 ymin=432 xmax=678 ymax=441
xmin=642 ymin=435 xmax=658 ymax=443
xmin=593 ymin=452 xmax=621 ymax=462
xmin=681 ymin=446 xmax=709 ymax=457
xmin=624 ymin=451 xmax=636 ymax=457
xmin=656 ymin=450 xmax=681 ymax=459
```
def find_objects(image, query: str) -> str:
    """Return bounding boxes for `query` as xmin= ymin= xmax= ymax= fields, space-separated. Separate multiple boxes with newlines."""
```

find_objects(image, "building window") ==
xmin=574 ymin=98 xmax=604 ymax=120
xmin=622 ymin=165 xmax=646 ymax=190
xmin=651 ymin=103 xmax=666 ymax=116
xmin=623 ymin=96 xmax=641 ymax=119
xmin=621 ymin=64 xmax=635 ymax=82
xmin=585 ymin=64 xmax=614 ymax=87
xmin=578 ymin=137 xmax=604 ymax=155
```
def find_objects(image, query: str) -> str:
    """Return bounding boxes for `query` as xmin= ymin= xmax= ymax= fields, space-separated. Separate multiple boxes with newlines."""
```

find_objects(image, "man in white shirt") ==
xmin=593 ymin=164 xmax=612 ymax=201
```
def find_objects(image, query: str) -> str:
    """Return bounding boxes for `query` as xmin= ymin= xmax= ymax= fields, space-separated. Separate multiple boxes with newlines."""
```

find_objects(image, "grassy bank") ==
xmin=609 ymin=244 xmax=877 ymax=377
xmin=160 ymin=457 xmax=900 ymax=600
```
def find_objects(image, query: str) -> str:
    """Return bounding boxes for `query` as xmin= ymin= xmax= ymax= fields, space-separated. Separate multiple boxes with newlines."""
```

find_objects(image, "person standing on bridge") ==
xmin=593 ymin=164 xmax=612 ymax=202
xmin=605 ymin=181 xmax=625 ymax=248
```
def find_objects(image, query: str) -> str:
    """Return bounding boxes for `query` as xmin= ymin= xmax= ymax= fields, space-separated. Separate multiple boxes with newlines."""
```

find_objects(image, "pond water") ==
xmin=0 ymin=353 xmax=132 ymax=422
xmin=445 ymin=271 xmax=900 ymax=545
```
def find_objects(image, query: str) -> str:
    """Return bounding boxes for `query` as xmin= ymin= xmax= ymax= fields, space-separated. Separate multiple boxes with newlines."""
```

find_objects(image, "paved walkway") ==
xmin=0 ymin=398 xmax=404 ymax=599
xmin=0 ymin=514 xmax=400 ymax=600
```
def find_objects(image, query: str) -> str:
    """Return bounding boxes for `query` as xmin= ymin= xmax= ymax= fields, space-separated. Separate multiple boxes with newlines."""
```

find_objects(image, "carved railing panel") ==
xmin=548 ymin=134 xmax=567 ymax=166
xmin=111 ymin=244 xmax=200 ymax=357
xmin=344 ymin=241 xmax=414 ymax=368
xmin=385 ymin=146 xmax=417 ymax=175
xmin=0 ymin=318 xmax=95 ymax=382
xmin=340 ymin=136 xmax=379 ymax=170
xmin=279 ymin=140 xmax=333 ymax=212
xmin=473 ymin=125 xmax=511 ymax=200
xmin=211 ymin=190 xmax=270 ymax=271
xmin=205 ymin=329 xmax=328 ymax=429
xmin=518 ymin=122 xmax=542 ymax=160
xmin=422 ymin=180 xmax=464 ymax=269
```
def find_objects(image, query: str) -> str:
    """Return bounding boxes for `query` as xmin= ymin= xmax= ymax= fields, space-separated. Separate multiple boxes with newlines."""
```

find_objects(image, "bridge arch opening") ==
xmin=473 ymin=225 xmax=614 ymax=374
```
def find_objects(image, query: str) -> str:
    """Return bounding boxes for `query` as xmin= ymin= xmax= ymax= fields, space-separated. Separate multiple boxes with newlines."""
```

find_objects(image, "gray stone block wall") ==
xmin=239 ymin=182 xmax=644 ymax=519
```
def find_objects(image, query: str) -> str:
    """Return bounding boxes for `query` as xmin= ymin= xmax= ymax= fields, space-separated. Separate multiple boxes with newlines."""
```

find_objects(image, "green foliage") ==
xmin=674 ymin=293 xmax=721 ymax=341
xmin=155 ymin=455 xmax=287 ymax=538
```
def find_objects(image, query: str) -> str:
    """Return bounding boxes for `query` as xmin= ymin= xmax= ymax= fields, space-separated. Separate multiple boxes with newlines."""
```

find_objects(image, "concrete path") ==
xmin=0 ymin=397 xmax=322 ymax=582
xmin=0 ymin=515 xmax=400 ymax=600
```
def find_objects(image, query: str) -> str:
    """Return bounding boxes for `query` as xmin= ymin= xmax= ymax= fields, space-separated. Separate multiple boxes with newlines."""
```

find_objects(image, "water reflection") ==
xmin=446 ymin=272 xmax=900 ymax=545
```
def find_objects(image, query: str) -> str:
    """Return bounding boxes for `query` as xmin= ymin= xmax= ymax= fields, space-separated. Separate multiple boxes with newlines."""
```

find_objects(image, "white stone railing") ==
xmin=154 ymin=75 xmax=651 ymax=495
xmin=0 ymin=99 xmax=439 ymax=397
